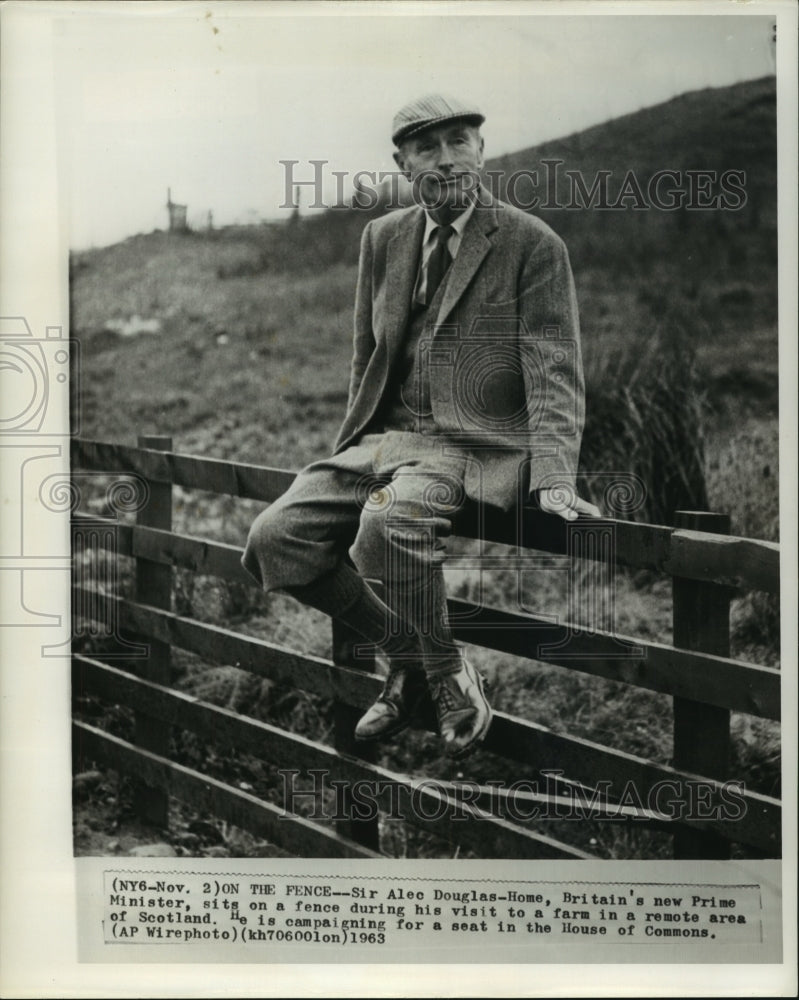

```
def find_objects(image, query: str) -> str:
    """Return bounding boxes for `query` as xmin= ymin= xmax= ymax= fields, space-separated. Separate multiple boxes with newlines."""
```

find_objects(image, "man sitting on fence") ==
xmin=242 ymin=94 xmax=599 ymax=758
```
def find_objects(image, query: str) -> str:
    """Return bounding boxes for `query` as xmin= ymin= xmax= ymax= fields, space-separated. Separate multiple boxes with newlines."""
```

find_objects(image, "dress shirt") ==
xmin=413 ymin=195 xmax=477 ymax=306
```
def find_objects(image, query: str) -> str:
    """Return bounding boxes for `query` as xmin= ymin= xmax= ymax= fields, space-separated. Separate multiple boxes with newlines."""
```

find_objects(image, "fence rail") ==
xmin=72 ymin=439 xmax=780 ymax=593
xmin=72 ymin=527 xmax=780 ymax=721
xmin=71 ymin=437 xmax=782 ymax=860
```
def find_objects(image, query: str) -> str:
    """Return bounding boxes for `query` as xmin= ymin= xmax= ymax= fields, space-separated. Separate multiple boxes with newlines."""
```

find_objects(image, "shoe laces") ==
xmin=431 ymin=673 xmax=468 ymax=714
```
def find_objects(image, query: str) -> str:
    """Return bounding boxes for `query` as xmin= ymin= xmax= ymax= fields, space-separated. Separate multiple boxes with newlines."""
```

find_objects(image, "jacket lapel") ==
xmin=435 ymin=193 xmax=499 ymax=327
xmin=383 ymin=208 xmax=425 ymax=364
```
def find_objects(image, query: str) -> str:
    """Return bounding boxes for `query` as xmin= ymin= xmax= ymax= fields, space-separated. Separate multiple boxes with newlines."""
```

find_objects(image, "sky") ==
xmin=53 ymin=4 xmax=777 ymax=249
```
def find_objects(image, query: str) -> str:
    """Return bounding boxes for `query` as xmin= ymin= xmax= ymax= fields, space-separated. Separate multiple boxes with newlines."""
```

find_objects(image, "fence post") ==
xmin=132 ymin=434 xmax=173 ymax=826
xmin=332 ymin=620 xmax=380 ymax=852
xmin=672 ymin=510 xmax=732 ymax=860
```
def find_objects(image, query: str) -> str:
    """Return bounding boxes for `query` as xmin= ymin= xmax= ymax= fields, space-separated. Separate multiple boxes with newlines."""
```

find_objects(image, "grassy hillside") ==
xmin=71 ymin=76 xmax=780 ymax=859
xmin=499 ymin=76 xmax=778 ymax=411
xmin=71 ymin=74 xmax=778 ymax=458
xmin=491 ymin=75 xmax=776 ymax=259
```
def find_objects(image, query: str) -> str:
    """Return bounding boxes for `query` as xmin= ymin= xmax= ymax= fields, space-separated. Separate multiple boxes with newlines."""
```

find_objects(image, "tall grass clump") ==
xmin=579 ymin=305 xmax=708 ymax=526
xmin=706 ymin=417 xmax=780 ymax=662
xmin=705 ymin=418 xmax=779 ymax=543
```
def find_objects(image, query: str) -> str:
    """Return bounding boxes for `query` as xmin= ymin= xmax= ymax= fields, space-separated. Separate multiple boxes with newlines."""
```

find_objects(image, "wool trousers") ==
xmin=241 ymin=431 xmax=470 ymax=658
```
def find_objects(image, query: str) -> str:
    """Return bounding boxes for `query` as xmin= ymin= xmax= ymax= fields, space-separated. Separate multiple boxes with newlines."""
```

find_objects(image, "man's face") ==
xmin=394 ymin=122 xmax=485 ymax=219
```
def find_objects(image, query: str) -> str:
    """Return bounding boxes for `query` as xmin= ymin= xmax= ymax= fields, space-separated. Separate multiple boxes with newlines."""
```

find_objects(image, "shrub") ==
xmin=579 ymin=303 xmax=708 ymax=525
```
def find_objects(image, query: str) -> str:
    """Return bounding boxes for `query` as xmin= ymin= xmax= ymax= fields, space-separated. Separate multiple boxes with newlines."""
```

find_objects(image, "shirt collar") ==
xmin=421 ymin=194 xmax=477 ymax=245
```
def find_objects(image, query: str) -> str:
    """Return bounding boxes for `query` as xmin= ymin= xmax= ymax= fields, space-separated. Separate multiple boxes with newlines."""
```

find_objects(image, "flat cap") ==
xmin=392 ymin=93 xmax=485 ymax=146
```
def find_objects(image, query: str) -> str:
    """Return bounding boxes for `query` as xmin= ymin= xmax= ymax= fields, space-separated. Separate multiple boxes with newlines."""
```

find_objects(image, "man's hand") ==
xmin=536 ymin=487 xmax=602 ymax=522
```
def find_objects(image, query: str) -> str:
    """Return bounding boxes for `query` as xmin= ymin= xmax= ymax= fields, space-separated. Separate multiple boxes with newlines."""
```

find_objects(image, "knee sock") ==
xmin=387 ymin=581 xmax=461 ymax=676
xmin=385 ymin=529 xmax=462 ymax=676
xmin=286 ymin=562 xmax=461 ymax=676
xmin=285 ymin=563 xmax=422 ymax=665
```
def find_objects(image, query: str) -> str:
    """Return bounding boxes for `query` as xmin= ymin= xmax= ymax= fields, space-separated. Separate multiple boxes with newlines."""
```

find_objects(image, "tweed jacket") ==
xmin=334 ymin=187 xmax=585 ymax=510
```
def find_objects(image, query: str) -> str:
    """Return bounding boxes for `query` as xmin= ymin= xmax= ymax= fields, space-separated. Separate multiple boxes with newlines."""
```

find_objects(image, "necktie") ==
xmin=425 ymin=225 xmax=454 ymax=305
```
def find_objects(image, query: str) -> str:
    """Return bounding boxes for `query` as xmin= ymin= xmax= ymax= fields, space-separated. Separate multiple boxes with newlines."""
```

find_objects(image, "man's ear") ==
xmin=476 ymin=135 xmax=485 ymax=170
xmin=393 ymin=149 xmax=411 ymax=180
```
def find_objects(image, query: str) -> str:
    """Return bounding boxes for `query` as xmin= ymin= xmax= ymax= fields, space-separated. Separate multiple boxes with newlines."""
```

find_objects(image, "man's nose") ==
xmin=436 ymin=143 xmax=454 ymax=170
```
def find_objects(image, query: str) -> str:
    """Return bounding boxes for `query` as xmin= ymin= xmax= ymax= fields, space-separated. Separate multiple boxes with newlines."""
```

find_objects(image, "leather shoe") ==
xmin=354 ymin=666 xmax=430 ymax=741
xmin=428 ymin=657 xmax=492 ymax=758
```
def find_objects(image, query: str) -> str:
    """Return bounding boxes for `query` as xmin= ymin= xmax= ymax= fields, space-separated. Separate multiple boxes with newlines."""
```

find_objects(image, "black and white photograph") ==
xmin=0 ymin=0 xmax=796 ymax=994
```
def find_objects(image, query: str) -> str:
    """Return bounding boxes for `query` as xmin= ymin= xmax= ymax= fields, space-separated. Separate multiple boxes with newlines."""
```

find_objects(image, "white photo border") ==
xmin=0 ymin=0 xmax=796 ymax=995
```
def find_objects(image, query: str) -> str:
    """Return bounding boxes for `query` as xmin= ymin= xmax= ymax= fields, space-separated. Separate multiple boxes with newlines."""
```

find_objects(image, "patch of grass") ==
xmin=706 ymin=416 xmax=780 ymax=663
xmin=580 ymin=306 xmax=708 ymax=526
xmin=706 ymin=417 xmax=779 ymax=543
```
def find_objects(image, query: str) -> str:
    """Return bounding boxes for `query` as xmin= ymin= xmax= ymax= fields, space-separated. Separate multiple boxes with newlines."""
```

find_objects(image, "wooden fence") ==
xmin=71 ymin=436 xmax=782 ymax=860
